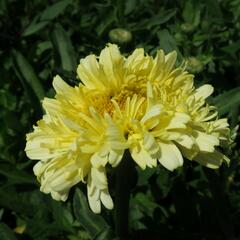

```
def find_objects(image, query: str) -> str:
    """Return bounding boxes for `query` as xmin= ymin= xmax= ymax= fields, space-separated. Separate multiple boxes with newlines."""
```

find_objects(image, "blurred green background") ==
xmin=0 ymin=0 xmax=240 ymax=239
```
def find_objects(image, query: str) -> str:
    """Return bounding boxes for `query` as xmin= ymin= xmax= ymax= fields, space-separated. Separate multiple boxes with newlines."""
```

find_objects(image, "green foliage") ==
xmin=73 ymin=189 xmax=114 ymax=239
xmin=0 ymin=0 xmax=240 ymax=239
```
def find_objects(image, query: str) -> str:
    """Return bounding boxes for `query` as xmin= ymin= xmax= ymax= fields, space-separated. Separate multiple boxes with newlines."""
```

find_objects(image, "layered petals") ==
xmin=87 ymin=167 xmax=113 ymax=213
xmin=25 ymin=43 xmax=230 ymax=213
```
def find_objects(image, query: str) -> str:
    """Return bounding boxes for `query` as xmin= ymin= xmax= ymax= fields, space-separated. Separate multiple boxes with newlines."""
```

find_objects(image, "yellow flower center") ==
xmin=85 ymin=75 xmax=147 ymax=116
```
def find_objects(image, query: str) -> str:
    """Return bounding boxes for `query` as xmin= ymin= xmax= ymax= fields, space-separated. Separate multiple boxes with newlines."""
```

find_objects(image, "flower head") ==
xmin=25 ymin=44 xmax=230 ymax=213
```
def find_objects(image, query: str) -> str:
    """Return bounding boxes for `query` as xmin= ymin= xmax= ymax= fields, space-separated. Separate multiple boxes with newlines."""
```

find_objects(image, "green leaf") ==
xmin=132 ymin=192 xmax=158 ymax=218
xmin=12 ymin=50 xmax=45 ymax=101
xmin=204 ymin=0 xmax=223 ymax=22
xmin=0 ymin=89 xmax=16 ymax=111
xmin=0 ymin=163 xmax=36 ymax=185
xmin=96 ymin=10 xmax=117 ymax=36
xmin=156 ymin=168 xmax=173 ymax=198
xmin=51 ymin=201 xmax=74 ymax=233
xmin=203 ymin=169 xmax=235 ymax=238
xmin=73 ymin=188 xmax=111 ymax=238
xmin=158 ymin=29 xmax=177 ymax=52
xmin=221 ymin=41 xmax=240 ymax=56
xmin=93 ymin=227 xmax=114 ymax=240
xmin=22 ymin=18 xmax=49 ymax=37
xmin=157 ymin=29 xmax=182 ymax=62
xmin=137 ymin=167 xmax=156 ymax=186
xmin=40 ymin=0 xmax=72 ymax=21
xmin=0 ymin=223 xmax=17 ymax=240
xmin=124 ymin=0 xmax=137 ymax=15
xmin=146 ymin=9 xmax=176 ymax=29
xmin=212 ymin=87 xmax=240 ymax=115
xmin=22 ymin=0 xmax=72 ymax=36
xmin=131 ymin=9 xmax=176 ymax=30
xmin=51 ymin=23 xmax=77 ymax=72
xmin=0 ymin=188 xmax=41 ymax=217
xmin=182 ymin=0 xmax=201 ymax=26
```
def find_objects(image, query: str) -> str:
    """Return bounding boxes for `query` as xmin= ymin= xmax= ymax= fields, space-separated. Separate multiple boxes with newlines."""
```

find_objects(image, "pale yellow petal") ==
xmin=53 ymin=75 xmax=72 ymax=95
xmin=174 ymin=134 xmax=195 ymax=150
xmin=164 ymin=51 xmax=177 ymax=72
xmin=77 ymin=54 xmax=105 ymax=89
xmin=157 ymin=141 xmax=183 ymax=171
xmin=194 ymin=131 xmax=219 ymax=152
xmin=87 ymin=167 xmax=112 ymax=213
xmin=100 ymin=189 xmax=114 ymax=210
xmin=130 ymin=142 xmax=157 ymax=169
xmin=194 ymin=151 xmax=229 ymax=169
xmin=99 ymin=43 xmax=124 ymax=89
xmin=194 ymin=84 xmax=214 ymax=100
xmin=166 ymin=112 xmax=190 ymax=129
xmin=108 ymin=149 xmax=124 ymax=167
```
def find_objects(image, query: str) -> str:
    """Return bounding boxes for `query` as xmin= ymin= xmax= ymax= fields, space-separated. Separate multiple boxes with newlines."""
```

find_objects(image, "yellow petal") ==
xmin=130 ymin=141 xmax=157 ymax=169
xmin=166 ymin=112 xmax=190 ymax=129
xmin=77 ymin=54 xmax=105 ymax=89
xmin=194 ymin=151 xmax=229 ymax=169
xmin=100 ymin=189 xmax=114 ymax=210
xmin=108 ymin=149 xmax=124 ymax=167
xmin=194 ymin=131 xmax=219 ymax=152
xmin=194 ymin=84 xmax=214 ymax=100
xmin=99 ymin=43 xmax=124 ymax=89
xmin=157 ymin=141 xmax=183 ymax=171
xmin=165 ymin=51 xmax=177 ymax=72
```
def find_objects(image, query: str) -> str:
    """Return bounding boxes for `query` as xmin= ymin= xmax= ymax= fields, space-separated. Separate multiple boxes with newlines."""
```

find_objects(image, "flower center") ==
xmin=85 ymin=77 xmax=147 ymax=116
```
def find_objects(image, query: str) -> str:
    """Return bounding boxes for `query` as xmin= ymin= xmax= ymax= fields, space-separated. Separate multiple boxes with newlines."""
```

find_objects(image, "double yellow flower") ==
xmin=25 ymin=44 xmax=230 ymax=213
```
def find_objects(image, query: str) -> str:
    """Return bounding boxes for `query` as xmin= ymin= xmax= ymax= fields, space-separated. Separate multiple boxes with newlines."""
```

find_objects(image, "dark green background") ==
xmin=0 ymin=0 xmax=240 ymax=239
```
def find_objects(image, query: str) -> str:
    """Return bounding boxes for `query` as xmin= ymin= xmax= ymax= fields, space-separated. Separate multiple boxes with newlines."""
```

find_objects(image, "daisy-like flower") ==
xmin=25 ymin=44 xmax=230 ymax=213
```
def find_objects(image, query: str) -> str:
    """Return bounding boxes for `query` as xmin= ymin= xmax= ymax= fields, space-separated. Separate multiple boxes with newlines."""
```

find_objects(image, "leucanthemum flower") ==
xmin=25 ymin=44 xmax=230 ymax=213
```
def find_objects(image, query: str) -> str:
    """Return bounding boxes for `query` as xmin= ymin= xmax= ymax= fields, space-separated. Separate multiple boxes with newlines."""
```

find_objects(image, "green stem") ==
xmin=115 ymin=150 xmax=136 ymax=239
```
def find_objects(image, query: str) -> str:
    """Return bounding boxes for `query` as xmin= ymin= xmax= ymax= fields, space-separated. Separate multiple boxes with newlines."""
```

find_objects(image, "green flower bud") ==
xmin=109 ymin=28 xmax=132 ymax=45
xmin=180 ymin=23 xmax=195 ymax=33
xmin=186 ymin=57 xmax=204 ymax=73
xmin=174 ymin=33 xmax=184 ymax=42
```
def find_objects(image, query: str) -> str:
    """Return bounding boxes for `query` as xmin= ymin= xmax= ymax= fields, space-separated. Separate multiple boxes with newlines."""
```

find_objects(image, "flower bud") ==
xmin=180 ymin=23 xmax=195 ymax=33
xmin=186 ymin=57 xmax=204 ymax=73
xmin=109 ymin=28 xmax=132 ymax=45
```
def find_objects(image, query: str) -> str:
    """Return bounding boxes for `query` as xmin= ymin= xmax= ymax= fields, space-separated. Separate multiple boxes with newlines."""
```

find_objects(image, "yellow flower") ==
xmin=25 ymin=44 xmax=230 ymax=213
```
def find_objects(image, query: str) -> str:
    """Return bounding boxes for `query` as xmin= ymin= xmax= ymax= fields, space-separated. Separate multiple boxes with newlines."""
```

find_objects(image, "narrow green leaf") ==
xmin=22 ymin=20 xmax=49 ymax=37
xmin=12 ymin=50 xmax=45 ymax=101
xmin=40 ymin=0 xmax=72 ymax=21
xmin=93 ymin=227 xmax=114 ymax=240
xmin=182 ymin=0 xmax=201 ymax=26
xmin=131 ymin=9 xmax=176 ymax=30
xmin=146 ymin=9 xmax=176 ymax=29
xmin=96 ymin=10 xmax=117 ymax=36
xmin=221 ymin=41 xmax=240 ymax=56
xmin=0 ymin=163 xmax=36 ymax=185
xmin=212 ymin=87 xmax=240 ymax=115
xmin=51 ymin=24 xmax=77 ymax=72
xmin=0 ymin=209 xmax=4 ymax=221
xmin=0 ymin=223 xmax=17 ymax=240
xmin=73 ymin=188 xmax=109 ymax=238
xmin=124 ymin=0 xmax=137 ymax=15
xmin=157 ymin=29 xmax=183 ymax=63
xmin=0 ymin=89 xmax=16 ymax=111
xmin=51 ymin=201 xmax=74 ymax=233
xmin=22 ymin=0 xmax=72 ymax=37
xmin=12 ymin=64 xmax=42 ymax=117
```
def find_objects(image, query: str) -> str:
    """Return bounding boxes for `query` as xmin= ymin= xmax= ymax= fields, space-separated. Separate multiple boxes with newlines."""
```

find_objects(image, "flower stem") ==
xmin=115 ymin=150 xmax=136 ymax=239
